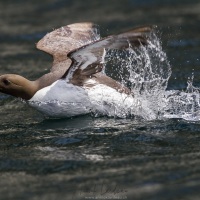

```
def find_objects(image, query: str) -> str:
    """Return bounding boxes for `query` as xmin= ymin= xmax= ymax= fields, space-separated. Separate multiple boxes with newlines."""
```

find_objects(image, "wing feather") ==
xmin=36 ymin=22 xmax=100 ymax=73
xmin=64 ymin=25 xmax=154 ymax=85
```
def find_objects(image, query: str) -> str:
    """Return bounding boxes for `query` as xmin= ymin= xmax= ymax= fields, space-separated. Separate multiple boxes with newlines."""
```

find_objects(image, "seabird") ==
xmin=0 ymin=22 xmax=153 ymax=117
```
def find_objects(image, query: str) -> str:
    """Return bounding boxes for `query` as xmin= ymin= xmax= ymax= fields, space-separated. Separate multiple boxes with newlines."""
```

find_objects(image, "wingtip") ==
xmin=128 ymin=25 xmax=157 ymax=34
xmin=115 ymin=25 xmax=158 ymax=48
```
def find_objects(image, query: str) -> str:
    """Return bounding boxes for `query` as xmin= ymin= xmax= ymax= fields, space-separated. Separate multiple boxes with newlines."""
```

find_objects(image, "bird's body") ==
xmin=0 ymin=22 xmax=153 ymax=118
xmin=28 ymin=79 xmax=91 ymax=117
xmin=28 ymin=78 xmax=135 ymax=118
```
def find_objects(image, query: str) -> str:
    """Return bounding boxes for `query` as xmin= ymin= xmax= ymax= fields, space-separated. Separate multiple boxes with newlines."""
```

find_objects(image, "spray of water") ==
xmin=105 ymin=32 xmax=200 ymax=121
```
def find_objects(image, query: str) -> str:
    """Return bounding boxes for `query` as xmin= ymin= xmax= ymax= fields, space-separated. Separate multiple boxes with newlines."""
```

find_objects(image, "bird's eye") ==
xmin=2 ymin=79 xmax=10 ymax=86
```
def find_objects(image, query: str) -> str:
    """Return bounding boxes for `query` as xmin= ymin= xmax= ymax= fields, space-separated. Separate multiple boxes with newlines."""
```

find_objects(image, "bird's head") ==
xmin=0 ymin=74 xmax=37 ymax=100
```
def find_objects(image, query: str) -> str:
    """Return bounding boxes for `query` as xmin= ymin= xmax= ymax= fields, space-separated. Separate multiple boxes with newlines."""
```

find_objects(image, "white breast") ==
xmin=28 ymin=80 xmax=92 ymax=117
xmin=28 ymin=80 xmax=137 ymax=118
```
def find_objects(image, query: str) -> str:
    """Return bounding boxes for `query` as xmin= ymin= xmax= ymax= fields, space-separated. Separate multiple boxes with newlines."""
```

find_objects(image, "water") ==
xmin=105 ymin=32 xmax=200 ymax=121
xmin=1 ymin=0 xmax=200 ymax=200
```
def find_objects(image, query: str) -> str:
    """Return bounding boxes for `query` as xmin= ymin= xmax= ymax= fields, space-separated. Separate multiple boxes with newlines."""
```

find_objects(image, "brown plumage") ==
xmin=35 ymin=22 xmax=100 ymax=89
xmin=0 ymin=22 xmax=154 ymax=100
xmin=65 ymin=25 xmax=153 ymax=89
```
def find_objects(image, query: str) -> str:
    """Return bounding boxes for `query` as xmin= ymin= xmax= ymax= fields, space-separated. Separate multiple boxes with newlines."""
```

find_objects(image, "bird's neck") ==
xmin=34 ymin=72 xmax=61 ymax=90
xmin=34 ymin=59 xmax=72 ymax=91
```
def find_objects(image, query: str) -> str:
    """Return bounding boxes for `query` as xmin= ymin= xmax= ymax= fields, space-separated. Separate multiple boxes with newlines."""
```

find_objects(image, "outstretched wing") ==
xmin=64 ymin=26 xmax=153 ymax=86
xmin=36 ymin=22 xmax=100 ymax=73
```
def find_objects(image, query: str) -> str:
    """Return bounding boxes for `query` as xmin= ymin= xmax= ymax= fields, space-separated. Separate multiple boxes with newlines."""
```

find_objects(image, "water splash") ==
xmin=105 ymin=32 xmax=200 ymax=121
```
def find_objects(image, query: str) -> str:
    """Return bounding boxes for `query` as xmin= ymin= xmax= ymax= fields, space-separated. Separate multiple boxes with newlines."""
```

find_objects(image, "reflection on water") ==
xmin=1 ymin=0 xmax=200 ymax=200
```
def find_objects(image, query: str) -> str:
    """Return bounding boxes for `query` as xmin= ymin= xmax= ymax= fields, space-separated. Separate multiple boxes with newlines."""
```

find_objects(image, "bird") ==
xmin=0 ymin=22 xmax=153 ymax=118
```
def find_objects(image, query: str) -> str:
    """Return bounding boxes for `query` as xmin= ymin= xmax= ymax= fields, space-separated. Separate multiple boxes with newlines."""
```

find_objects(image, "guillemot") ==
xmin=0 ymin=22 xmax=153 ymax=118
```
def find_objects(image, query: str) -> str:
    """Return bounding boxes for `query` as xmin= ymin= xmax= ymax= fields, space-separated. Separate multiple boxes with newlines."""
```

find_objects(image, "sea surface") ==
xmin=1 ymin=0 xmax=200 ymax=200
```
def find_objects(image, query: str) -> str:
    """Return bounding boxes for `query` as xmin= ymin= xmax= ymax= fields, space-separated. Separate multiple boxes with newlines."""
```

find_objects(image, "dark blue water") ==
xmin=1 ymin=0 xmax=200 ymax=200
